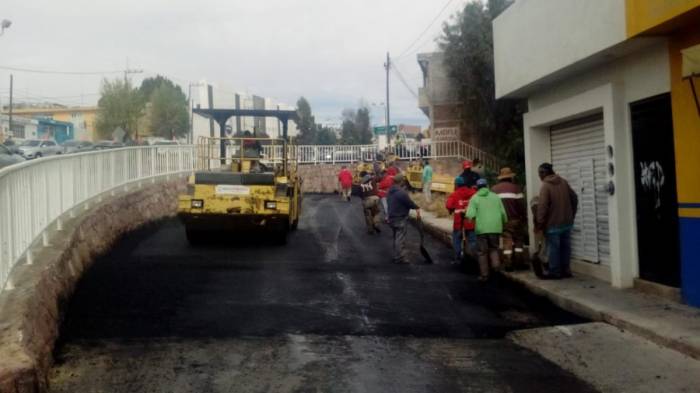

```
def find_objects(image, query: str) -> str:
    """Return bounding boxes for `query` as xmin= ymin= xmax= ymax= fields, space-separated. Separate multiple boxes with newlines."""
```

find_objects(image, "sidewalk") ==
xmin=414 ymin=209 xmax=700 ymax=361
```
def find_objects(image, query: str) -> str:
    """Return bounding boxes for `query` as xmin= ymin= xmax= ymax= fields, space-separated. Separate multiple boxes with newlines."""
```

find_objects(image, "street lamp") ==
xmin=0 ymin=19 xmax=11 ymax=36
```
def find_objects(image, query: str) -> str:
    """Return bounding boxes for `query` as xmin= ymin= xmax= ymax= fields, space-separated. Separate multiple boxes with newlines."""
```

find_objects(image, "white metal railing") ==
xmin=0 ymin=145 xmax=196 ymax=290
xmin=281 ymin=141 xmax=500 ymax=169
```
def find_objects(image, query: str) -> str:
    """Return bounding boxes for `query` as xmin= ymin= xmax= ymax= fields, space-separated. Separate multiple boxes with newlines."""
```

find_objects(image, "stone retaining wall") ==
xmin=0 ymin=177 xmax=187 ymax=393
xmin=297 ymin=158 xmax=464 ymax=194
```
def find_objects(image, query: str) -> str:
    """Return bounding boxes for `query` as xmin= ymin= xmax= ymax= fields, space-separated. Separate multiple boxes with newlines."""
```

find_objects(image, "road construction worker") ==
xmin=460 ymin=160 xmax=481 ymax=188
xmin=535 ymin=162 xmax=578 ymax=279
xmin=491 ymin=167 xmax=527 ymax=271
xmin=446 ymin=176 xmax=477 ymax=264
xmin=387 ymin=173 xmax=421 ymax=264
xmin=359 ymin=171 xmax=381 ymax=234
xmin=422 ymin=160 xmax=433 ymax=203
xmin=337 ymin=166 xmax=353 ymax=201
xmin=386 ymin=161 xmax=400 ymax=177
xmin=377 ymin=169 xmax=393 ymax=220
xmin=242 ymin=130 xmax=261 ymax=158
xmin=467 ymin=178 xmax=507 ymax=281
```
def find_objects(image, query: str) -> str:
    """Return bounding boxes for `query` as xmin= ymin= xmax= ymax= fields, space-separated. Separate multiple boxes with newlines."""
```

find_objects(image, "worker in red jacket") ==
xmin=337 ymin=166 xmax=353 ymax=202
xmin=445 ymin=176 xmax=477 ymax=264
xmin=377 ymin=169 xmax=394 ymax=219
xmin=386 ymin=161 xmax=400 ymax=177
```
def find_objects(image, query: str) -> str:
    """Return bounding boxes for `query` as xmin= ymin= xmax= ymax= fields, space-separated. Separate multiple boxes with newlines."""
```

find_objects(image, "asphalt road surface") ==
xmin=50 ymin=194 xmax=597 ymax=393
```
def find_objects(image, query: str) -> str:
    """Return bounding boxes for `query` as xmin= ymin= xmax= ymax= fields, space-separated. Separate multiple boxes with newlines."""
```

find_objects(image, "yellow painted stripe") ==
xmin=679 ymin=208 xmax=700 ymax=218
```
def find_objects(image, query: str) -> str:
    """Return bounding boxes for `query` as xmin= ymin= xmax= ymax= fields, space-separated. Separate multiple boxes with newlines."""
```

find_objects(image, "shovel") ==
xmin=418 ymin=217 xmax=434 ymax=264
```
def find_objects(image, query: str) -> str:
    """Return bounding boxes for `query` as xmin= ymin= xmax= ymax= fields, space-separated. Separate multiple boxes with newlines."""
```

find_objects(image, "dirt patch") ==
xmin=411 ymin=192 xmax=450 ymax=218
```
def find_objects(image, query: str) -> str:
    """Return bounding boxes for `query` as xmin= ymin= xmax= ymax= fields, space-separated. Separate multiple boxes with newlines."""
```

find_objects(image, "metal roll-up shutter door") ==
xmin=550 ymin=114 xmax=610 ymax=265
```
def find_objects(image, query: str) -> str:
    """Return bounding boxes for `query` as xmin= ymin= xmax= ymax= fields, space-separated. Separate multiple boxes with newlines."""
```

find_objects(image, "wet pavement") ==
xmin=50 ymin=194 xmax=598 ymax=393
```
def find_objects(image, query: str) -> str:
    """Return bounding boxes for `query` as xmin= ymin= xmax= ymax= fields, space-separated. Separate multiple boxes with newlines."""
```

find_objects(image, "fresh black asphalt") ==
xmin=50 ymin=194 xmax=598 ymax=393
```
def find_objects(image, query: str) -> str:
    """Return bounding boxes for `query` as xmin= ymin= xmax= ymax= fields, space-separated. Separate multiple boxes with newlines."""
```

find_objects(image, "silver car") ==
xmin=62 ymin=140 xmax=95 ymax=154
xmin=0 ymin=144 xmax=26 ymax=170
xmin=17 ymin=139 xmax=62 ymax=159
xmin=94 ymin=140 xmax=125 ymax=150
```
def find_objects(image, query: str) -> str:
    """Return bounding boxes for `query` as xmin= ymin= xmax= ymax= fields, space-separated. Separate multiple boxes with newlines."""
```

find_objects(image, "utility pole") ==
xmin=188 ymin=84 xmax=193 ymax=144
xmin=384 ymin=52 xmax=391 ymax=147
xmin=8 ymin=74 xmax=13 ymax=137
xmin=123 ymin=68 xmax=143 ymax=83
xmin=123 ymin=67 xmax=143 ymax=142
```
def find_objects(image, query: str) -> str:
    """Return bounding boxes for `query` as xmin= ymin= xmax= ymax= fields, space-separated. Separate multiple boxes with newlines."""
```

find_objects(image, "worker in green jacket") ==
xmin=466 ymin=178 xmax=508 ymax=281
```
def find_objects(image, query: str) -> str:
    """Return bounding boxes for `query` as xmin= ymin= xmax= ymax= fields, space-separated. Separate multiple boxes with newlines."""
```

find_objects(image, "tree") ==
xmin=149 ymin=84 xmax=190 ymax=140
xmin=337 ymin=106 xmax=373 ymax=145
xmin=138 ymin=76 xmax=189 ymax=140
xmin=95 ymin=78 xmax=144 ymax=140
xmin=339 ymin=108 xmax=357 ymax=145
xmin=316 ymin=126 xmax=337 ymax=145
xmin=354 ymin=106 xmax=373 ymax=144
xmin=139 ymin=75 xmax=180 ymax=102
xmin=295 ymin=97 xmax=317 ymax=144
xmin=439 ymin=0 xmax=525 ymax=177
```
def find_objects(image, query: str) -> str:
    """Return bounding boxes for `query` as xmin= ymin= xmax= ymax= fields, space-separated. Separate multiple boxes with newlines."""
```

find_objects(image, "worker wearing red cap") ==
xmin=460 ymin=160 xmax=481 ymax=188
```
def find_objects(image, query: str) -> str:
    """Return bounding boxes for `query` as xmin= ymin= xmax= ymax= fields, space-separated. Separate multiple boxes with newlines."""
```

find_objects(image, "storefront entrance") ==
xmin=631 ymin=93 xmax=681 ymax=287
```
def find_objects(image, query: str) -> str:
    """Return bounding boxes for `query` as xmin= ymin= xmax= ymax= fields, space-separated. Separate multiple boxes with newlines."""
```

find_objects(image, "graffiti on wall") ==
xmin=640 ymin=161 xmax=665 ymax=210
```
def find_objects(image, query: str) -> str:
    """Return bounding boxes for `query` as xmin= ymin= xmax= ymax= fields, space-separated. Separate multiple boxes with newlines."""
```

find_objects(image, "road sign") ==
xmin=373 ymin=125 xmax=397 ymax=135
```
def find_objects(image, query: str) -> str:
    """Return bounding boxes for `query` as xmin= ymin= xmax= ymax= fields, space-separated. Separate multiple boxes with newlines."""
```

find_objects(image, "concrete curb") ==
xmin=502 ymin=271 xmax=700 ymax=361
xmin=0 ymin=178 xmax=187 ymax=393
xmin=412 ymin=210 xmax=700 ymax=361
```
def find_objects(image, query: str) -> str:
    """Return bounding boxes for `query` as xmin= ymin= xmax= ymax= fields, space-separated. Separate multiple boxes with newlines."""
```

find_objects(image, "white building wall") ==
xmin=239 ymin=94 xmax=255 ymax=133
xmin=0 ymin=115 xmax=38 ymax=140
xmin=523 ymin=41 xmax=671 ymax=287
xmin=276 ymin=103 xmax=299 ymax=139
xmin=191 ymin=81 xmax=213 ymax=143
xmin=189 ymin=81 xmax=298 ymax=141
xmin=264 ymin=98 xmax=279 ymax=138
xmin=211 ymin=84 xmax=237 ymax=136
xmin=494 ymin=0 xmax=627 ymax=98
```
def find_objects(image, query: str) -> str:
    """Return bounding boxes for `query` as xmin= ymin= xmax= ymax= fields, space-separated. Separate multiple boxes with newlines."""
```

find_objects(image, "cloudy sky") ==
xmin=0 ymin=0 xmax=467 ymax=127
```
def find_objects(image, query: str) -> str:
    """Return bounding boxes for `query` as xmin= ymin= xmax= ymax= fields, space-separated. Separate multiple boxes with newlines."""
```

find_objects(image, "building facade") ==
xmin=6 ymin=107 xmax=97 ymax=141
xmin=417 ymin=52 xmax=473 ymax=145
xmin=0 ymin=114 xmax=38 ymax=141
xmin=494 ymin=0 xmax=700 ymax=306
xmin=190 ymin=81 xmax=298 ymax=143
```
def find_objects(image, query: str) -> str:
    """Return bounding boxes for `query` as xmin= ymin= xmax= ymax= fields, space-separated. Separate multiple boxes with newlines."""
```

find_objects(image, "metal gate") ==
xmin=550 ymin=114 xmax=609 ymax=265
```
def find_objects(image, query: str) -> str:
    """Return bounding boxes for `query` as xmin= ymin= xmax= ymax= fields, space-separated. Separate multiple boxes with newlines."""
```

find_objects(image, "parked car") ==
xmin=94 ymin=140 xmax=125 ymax=150
xmin=17 ymin=139 xmax=62 ymax=159
xmin=2 ymin=138 xmax=25 ymax=154
xmin=61 ymin=140 xmax=94 ymax=154
xmin=0 ymin=144 xmax=26 ymax=170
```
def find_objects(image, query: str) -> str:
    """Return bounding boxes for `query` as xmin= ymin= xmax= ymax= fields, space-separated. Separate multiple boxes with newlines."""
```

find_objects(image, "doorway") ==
xmin=630 ymin=93 xmax=681 ymax=287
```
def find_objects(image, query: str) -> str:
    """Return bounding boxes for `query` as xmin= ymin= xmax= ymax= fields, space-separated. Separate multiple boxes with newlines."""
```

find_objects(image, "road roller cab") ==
xmin=177 ymin=108 xmax=301 ymax=245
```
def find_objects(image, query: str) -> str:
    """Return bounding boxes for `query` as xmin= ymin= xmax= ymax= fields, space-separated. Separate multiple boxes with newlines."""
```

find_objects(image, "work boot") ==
xmin=502 ymin=250 xmax=514 ymax=272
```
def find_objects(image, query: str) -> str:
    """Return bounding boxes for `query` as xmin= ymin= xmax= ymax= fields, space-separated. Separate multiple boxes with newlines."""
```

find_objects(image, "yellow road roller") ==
xmin=177 ymin=108 xmax=301 ymax=244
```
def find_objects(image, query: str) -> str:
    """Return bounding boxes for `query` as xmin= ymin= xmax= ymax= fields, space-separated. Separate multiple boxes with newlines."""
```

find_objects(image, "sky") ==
xmin=0 ymin=0 xmax=467 ymax=128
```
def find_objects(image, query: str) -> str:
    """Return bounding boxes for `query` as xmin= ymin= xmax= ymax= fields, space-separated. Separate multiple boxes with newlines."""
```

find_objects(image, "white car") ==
xmin=17 ymin=139 xmax=62 ymax=159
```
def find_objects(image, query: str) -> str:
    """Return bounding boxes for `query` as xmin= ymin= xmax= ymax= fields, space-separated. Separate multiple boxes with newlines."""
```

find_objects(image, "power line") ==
xmin=391 ymin=65 xmax=419 ymax=99
xmin=395 ymin=0 xmax=455 ymax=60
xmin=0 ymin=65 xmax=123 ymax=75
